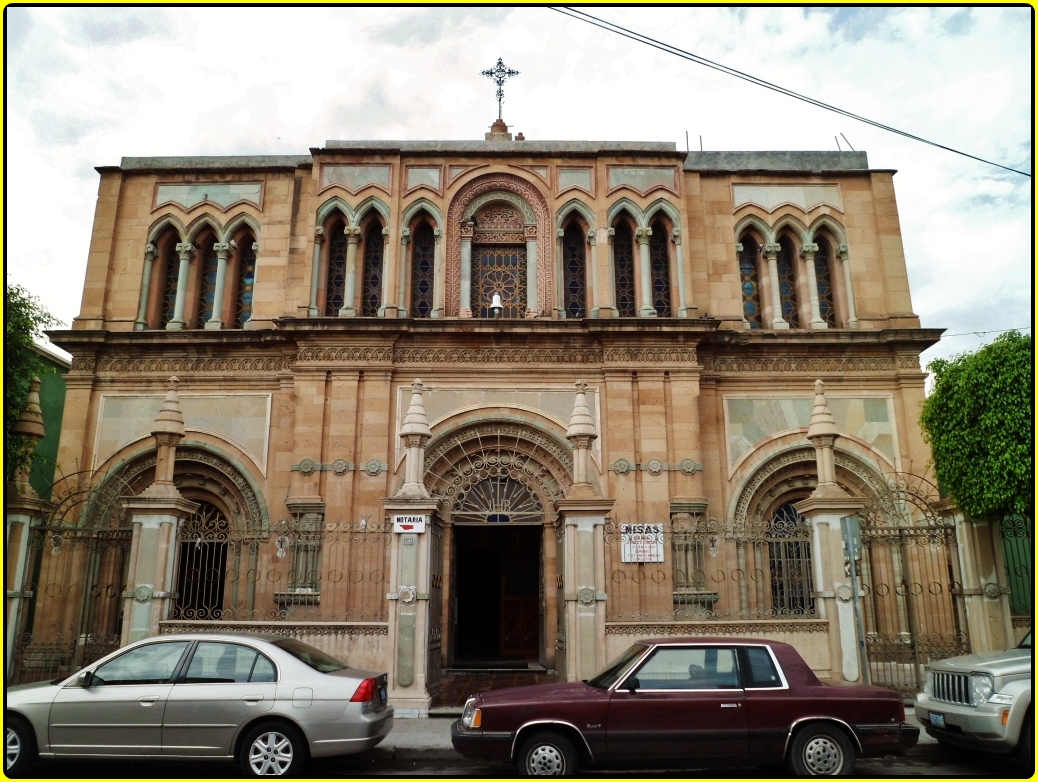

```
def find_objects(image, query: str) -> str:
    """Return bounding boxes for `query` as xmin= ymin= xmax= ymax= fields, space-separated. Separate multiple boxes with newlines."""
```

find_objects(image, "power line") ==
xmin=940 ymin=326 xmax=1031 ymax=338
xmin=550 ymin=7 xmax=1031 ymax=178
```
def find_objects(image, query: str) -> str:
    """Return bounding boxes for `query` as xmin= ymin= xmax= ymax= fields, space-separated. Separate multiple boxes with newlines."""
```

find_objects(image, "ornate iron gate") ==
xmin=427 ymin=517 xmax=444 ymax=696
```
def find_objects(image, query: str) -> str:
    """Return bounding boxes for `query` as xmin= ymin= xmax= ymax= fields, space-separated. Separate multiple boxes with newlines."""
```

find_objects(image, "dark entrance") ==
xmin=453 ymin=525 xmax=541 ymax=664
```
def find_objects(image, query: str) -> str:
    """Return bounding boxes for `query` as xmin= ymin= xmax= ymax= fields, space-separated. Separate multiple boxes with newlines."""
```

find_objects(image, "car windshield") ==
xmin=587 ymin=643 xmax=648 ymax=689
xmin=272 ymin=638 xmax=349 ymax=673
xmin=1019 ymin=631 xmax=1032 ymax=650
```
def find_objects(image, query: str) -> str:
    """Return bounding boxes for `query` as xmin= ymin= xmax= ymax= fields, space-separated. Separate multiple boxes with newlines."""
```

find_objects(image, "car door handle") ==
xmin=720 ymin=703 xmax=741 ymax=708
xmin=242 ymin=695 xmax=264 ymax=703
xmin=139 ymin=696 xmax=160 ymax=704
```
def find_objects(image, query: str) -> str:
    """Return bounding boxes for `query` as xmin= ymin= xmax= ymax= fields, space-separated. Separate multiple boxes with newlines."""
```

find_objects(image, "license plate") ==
xmin=929 ymin=713 xmax=946 ymax=728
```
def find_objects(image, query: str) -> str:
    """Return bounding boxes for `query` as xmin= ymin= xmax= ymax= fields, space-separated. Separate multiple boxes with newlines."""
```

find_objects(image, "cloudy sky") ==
xmin=6 ymin=6 xmax=1032 ymax=368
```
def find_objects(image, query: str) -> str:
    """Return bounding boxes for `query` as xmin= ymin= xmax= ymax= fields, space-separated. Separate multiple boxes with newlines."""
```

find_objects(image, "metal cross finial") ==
xmin=481 ymin=57 xmax=519 ymax=120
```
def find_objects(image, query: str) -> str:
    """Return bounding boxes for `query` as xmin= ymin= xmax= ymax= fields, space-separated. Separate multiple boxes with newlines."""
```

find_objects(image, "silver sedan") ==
xmin=5 ymin=633 xmax=393 ymax=777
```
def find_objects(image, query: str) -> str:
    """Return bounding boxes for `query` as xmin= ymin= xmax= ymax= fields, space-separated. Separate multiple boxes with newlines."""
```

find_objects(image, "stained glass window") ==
xmin=562 ymin=224 xmax=586 ymax=318
xmin=777 ymin=239 xmax=800 ymax=328
xmin=160 ymin=242 xmax=180 ymax=327
xmin=361 ymin=224 xmax=384 ymax=316
xmin=815 ymin=240 xmax=836 ymax=327
xmin=649 ymin=221 xmax=672 ymax=316
xmin=196 ymin=244 xmax=219 ymax=328
xmin=235 ymin=239 xmax=256 ymax=329
xmin=739 ymin=239 xmax=762 ymax=329
xmin=474 ymin=244 xmax=527 ymax=317
xmin=324 ymin=224 xmax=347 ymax=316
xmin=612 ymin=223 xmax=636 ymax=317
xmin=411 ymin=224 xmax=435 ymax=318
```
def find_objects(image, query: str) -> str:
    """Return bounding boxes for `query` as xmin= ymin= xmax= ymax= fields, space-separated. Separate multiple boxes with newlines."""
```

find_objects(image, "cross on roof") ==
xmin=481 ymin=58 xmax=520 ymax=121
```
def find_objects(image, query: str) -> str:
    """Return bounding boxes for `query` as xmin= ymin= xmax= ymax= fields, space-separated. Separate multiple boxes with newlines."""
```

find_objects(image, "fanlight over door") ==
xmin=452 ymin=477 xmax=543 ymax=524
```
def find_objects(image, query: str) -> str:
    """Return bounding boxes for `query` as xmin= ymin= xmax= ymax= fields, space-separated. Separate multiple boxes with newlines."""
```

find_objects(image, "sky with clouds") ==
xmin=6 ymin=6 xmax=1032 ymax=368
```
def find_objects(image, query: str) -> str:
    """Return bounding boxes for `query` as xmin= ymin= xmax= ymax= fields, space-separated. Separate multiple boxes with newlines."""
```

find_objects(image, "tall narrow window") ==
xmin=474 ymin=245 xmax=526 ymax=317
xmin=324 ymin=223 xmax=347 ymax=316
xmin=767 ymin=503 xmax=815 ymax=616
xmin=160 ymin=242 xmax=180 ymax=328
xmin=648 ymin=220 xmax=672 ymax=316
xmin=235 ymin=239 xmax=256 ymax=328
xmin=777 ymin=239 xmax=800 ymax=328
xmin=612 ymin=223 xmax=636 ymax=317
xmin=815 ymin=239 xmax=836 ymax=327
xmin=410 ymin=224 xmax=435 ymax=318
xmin=739 ymin=239 xmax=762 ymax=328
xmin=196 ymin=244 xmax=219 ymax=328
xmin=561 ymin=223 xmax=587 ymax=318
xmin=361 ymin=224 xmax=384 ymax=316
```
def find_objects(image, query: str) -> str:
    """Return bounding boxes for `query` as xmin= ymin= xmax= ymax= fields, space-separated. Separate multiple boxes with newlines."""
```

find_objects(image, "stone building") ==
xmin=6 ymin=120 xmax=1028 ymax=714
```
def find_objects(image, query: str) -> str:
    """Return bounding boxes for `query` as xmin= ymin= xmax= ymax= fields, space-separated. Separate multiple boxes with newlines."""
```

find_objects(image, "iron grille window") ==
xmin=171 ymin=502 xmax=230 ymax=620
xmin=648 ymin=222 xmax=672 ymax=316
xmin=815 ymin=243 xmax=836 ymax=327
xmin=612 ymin=223 xmax=636 ymax=317
xmin=411 ymin=224 xmax=435 ymax=318
xmin=235 ymin=240 xmax=256 ymax=328
xmin=777 ymin=240 xmax=800 ymax=328
xmin=361 ymin=224 xmax=385 ymax=316
xmin=767 ymin=503 xmax=815 ymax=616
xmin=739 ymin=240 xmax=762 ymax=328
xmin=562 ymin=224 xmax=587 ymax=318
xmin=161 ymin=243 xmax=180 ymax=327
xmin=196 ymin=245 xmax=219 ymax=328
xmin=324 ymin=224 xmax=347 ymax=315
xmin=473 ymin=245 xmax=527 ymax=317
xmin=288 ymin=514 xmax=324 ymax=593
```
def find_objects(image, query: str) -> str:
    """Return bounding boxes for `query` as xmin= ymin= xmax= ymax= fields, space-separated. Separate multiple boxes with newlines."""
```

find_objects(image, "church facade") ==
xmin=7 ymin=122 xmax=1027 ymax=713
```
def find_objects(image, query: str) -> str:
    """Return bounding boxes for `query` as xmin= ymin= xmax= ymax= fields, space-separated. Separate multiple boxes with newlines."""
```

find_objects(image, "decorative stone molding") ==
xmin=605 ymin=620 xmax=829 ymax=635
xmin=700 ymin=356 xmax=898 ymax=374
xmin=291 ymin=459 xmax=354 ymax=475
xmin=296 ymin=347 xmax=393 ymax=364
xmin=159 ymin=621 xmax=388 ymax=636
xmin=362 ymin=459 xmax=389 ymax=477
xmin=95 ymin=356 xmax=291 ymax=374
xmin=609 ymin=458 xmax=701 ymax=476
xmin=424 ymin=421 xmax=574 ymax=474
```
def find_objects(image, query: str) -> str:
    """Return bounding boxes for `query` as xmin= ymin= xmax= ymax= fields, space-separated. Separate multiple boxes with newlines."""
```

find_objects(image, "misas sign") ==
xmin=620 ymin=523 xmax=665 ymax=563
xmin=393 ymin=515 xmax=428 ymax=533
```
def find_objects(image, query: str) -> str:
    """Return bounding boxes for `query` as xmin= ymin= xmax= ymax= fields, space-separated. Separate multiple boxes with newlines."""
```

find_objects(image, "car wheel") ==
xmin=238 ymin=722 xmax=308 ymax=777
xmin=519 ymin=731 xmax=578 ymax=777
xmin=5 ymin=714 xmax=37 ymax=777
xmin=788 ymin=723 xmax=855 ymax=776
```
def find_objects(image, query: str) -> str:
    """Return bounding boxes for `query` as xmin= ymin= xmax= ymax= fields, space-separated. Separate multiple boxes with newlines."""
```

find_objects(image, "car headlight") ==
xmin=970 ymin=673 xmax=994 ymax=706
xmin=461 ymin=699 xmax=482 ymax=729
xmin=988 ymin=693 xmax=1015 ymax=705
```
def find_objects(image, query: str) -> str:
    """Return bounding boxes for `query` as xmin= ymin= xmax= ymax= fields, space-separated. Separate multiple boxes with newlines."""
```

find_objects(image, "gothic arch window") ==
xmin=814 ymin=237 xmax=837 ymax=328
xmin=410 ymin=221 xmax=435 ymax=318
xmin=324 ymin=218 xmax=348 ymax=316
xmin=361 ymin=222 xmax=385 ymax=316
xmin=192 ymin=231 xmax=219 ymax=329
xmin=738 ymin=235 xmax=763 ymax=328
xmin=472 ymin=205 xmax=527 ymax=318
xmin=777 ymin=237 xmax=800 ymax=328
xmin=233 ymin=233 xmax=257 ymax=329
xmin=561 ymin=222 xmax=587 ymax=318
xmin=612 ymin=220 xmax=636 ymax=317
xmin=158 ymin=232 xmax=181 ymax=329
xmin=648 ymin=219 xmax=672 ymax=317
xmin=766 ymin=502 xmax=815 ymax=616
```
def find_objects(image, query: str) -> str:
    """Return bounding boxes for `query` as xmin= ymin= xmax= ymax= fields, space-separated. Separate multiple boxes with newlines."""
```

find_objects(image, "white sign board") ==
xmin=393 ymin=514 xmax=428 ymax=534
xmin=620 ymin=523 xmax=665 ymax=563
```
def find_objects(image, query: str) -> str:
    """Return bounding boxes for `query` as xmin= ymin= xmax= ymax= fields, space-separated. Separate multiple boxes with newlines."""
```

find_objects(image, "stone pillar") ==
xmin=555 ymin=229 xmax=566 ymax=318
xmin=397 ymin=229 xmax=410 ymax=317
xmin=588 ymin=231 xmax=601 ymax=318
xmin=204 ymin=242 xmax=232 ymax=330
xmin=763 ymin=242 xmax=788 ymax=329
xmin=121 ymin=378 xmax=199 ymax=644
xmin=308 ymin=227 xmax=324 ymax=317
xmin=794 ymin=380 xmax=864 ymax=682
xmin=636 ymin=227 xmax=656 ymax=317
xmin=838 ymin=244 xmax=859 ymax=328
xmin=379 ymin=226 xmax=396 ymax=318
xmin=525 ymin=226 xmax=540 ymax=318
xmin=135 ymin=243 xmax=158 ymax=330
xmin=167 ymin=243 xmax=194 ymax=330
xmin=601 ymin=227 xmax=617 ymax=318
xmin=459 ymin=221 xmax=474 ymax=318
xmin=397 ymin=380 xmax=432 ymax=499
xmin=430 ymin=228 xmax=444 ymax=319
xmin=673 ymin=228 xmax=689 ymax=317
xmin=340 ymin=228 xmax=361 ymax=317
xmin=800 ymin=243 xmax=827 ymax=329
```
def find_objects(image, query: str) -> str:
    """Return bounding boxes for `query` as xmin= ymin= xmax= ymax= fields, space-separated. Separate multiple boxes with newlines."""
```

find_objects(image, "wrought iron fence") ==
xmin=1000 ymin=514 xmax=1033 ymax=619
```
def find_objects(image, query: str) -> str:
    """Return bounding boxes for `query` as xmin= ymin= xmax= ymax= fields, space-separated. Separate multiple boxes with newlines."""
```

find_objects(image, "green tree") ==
xmin=920 ymin=330 xmax=1033 ymax=520
xmin=5 ymin=282 xmax=61 ymax=485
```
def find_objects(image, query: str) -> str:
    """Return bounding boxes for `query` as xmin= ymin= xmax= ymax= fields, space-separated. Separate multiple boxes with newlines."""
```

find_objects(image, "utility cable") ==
xmin=550 ymin=6 xmax=1031 ymax=178
xmin=939 ymin=326 xmax=1031 ymax=338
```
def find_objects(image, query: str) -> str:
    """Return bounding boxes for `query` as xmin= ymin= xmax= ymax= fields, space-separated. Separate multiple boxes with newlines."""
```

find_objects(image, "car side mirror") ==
xmin=76 ymin=671 xmax=94 ymax=688
xmin=625 ymin=677 xmax=639 ymax=692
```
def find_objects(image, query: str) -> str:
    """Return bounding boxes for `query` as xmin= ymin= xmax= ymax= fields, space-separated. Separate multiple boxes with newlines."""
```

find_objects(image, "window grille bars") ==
xmin=411 ymin=224 xmax=435 ymax=318
xmin=612 ymin=224 xmax=636 ymax=317
xmin=777 ymin=240 xmax=800 ymax=328
xmin=648 ymin=222 xmax=672 ymax=316
xmin=739 ymin=241 xmax=763 ymax=328
xmin=235 ymin=240 xmax=257 ymax=328
xmin=562 ymin=225 xmax=587 ymax=318
xmin=324 ymin=225 xmax=347 ymax=315
xmin=361 ymin=225 xmax=385 ymax=316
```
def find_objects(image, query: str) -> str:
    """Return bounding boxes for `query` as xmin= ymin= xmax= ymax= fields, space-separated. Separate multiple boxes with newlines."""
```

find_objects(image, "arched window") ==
xmin=767 ymin=503 xmax=814 ymax=616
xmin=410 ymin=223 xmax=435 ymax=318
xmin=561 ymin=223 xmax=587 ymax=318
xmin=738 ymin=238 xmax=762 ymax=328
xmin=472 ymin=205 xmax=527 ymax=318
xmin=777 ymin=238 xmax=800 ymax=328
xmin=361 ymin=223 xmax=384 ymax=316
xmin=194 ymin=236 xmax=218 ymax=329
xmin=160 ymin=240 xmax=180 ymax=328
xmin=815 ymin=238 xmax=836 ymax=328
xmin=234 ymin=237 xmax=257 ymax=329
xmin=612 ymin=222 xmax=636 ymax=317
xmin=324 ymin=221 xmax=348 ymax=316
xmin=648 ymin=219 xmax=672 ymax=316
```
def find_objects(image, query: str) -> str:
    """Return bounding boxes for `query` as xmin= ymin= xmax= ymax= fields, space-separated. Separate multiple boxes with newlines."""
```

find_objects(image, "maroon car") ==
xmin=451 ymin=638 xmax=919 ymax=776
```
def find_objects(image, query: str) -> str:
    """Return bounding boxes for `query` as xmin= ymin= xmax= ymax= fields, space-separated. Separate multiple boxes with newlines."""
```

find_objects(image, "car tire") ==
xmin=787 ymin=723 xmax=855 ymax=776
xmin=238 ymin=721 xmax=308 ymax=777
xmin=519 ymin=731 xmax=579 ymax=777
xmin=5 ymin=714 xmax=38 ymax=777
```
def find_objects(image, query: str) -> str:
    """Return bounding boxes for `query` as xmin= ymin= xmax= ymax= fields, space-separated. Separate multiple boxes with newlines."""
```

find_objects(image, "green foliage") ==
xmin=5 ymin=282 xmax=61 ymax=485
xmin=921 ymin=330 xmax=1033 ymax=520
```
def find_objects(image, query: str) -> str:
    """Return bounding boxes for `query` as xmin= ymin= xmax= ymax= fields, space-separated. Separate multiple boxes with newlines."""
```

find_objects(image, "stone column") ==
xmin=763 ymin=242 xmax=788 ymax=329
xmin=838 ymin=244 xmax=859 ymax=328
xmin=588 ymin=231 xmax=601 ymax=318
xmin=308 ymin=227 xmax=324 ymax=317
xmin=430 ymin=228 xmax=444 ymax=319
xmin=121 ymin=378 xmax=199 ymax=644
xmin=340 ymin=228 xmax=361 ymax=317
xmin=672 ymin=228 xmax=689 ymax=317
xmin=135 ymin=243 xmax=158 ymax=330
xmin=800 ymin=243 xmax=827 ymax=329
xmin=379 ymin=226 xmax=396 ymax=318
xmin=167 ymin=243 xmax=194 ymax=330
xmin=525 ymin=225 xmax=540 ymax=318
xmin=459 ymin=221 xmax=474 ymax=318
xmin=735 ymin=242 xmax=751 ymax=328
xmin=794 ymin=380 xmax=864 ymax=682
xmin=204 ymin=243 xmax=232 ymax=330
xmin=555 ymin=229 xmax=566 ymax=318
xmin=636 ymin=227 xmax=656 ymax=317
xmin=601 ymin=227 xmax=617 ymax=318
xmin=397 ymin=229 xmax=410 ymax=317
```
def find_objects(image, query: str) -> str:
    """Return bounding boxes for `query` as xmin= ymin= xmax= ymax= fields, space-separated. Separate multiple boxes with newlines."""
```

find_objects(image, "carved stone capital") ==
xmin=734 ymin=242 xmax=744 ymax=256
xmin=400 ymin=227 xmax=411 ymax=244
xmin=800 ymin=242 xmax=819 ymax=258
xmin=381 ymin=226 xmax=391 ymax=239
xmin=671 ymin=228 xmax=681 ymax=245
xmin=838 ymin=243 xmax=850 ymax=260
xmin=433 ymin=227 xmax=442 ymax=238
xmin=144 ymin=243 xmax=158 ymax=262
xmin=556 ymin=228 xmax=565 ymax=240
xmin=314 ymin=226 xmax=325 ymax=243
xmin=587 ymin=231 xmax=596 ymax=246
xmin=762 ymin=242 xmax=781 ymax=258
xmin=460 ymin=220 xmax=475 ymax=239
xmin=252 ymin=241 xmax=259 ymax=252
xmin=606 ymin=227 xmax=616 ymax=241
xmin=524 ymin=224 xmax=538 ymax=240
xmin=635 ymin=227 xmax=653 ymax=244
xmin=213 ymin=242 xmax=231 ymax=260
xmin=175 ymin=242 xmax=195 ymax=262
xmin=346 ymin=229 xmax=361 ymax=245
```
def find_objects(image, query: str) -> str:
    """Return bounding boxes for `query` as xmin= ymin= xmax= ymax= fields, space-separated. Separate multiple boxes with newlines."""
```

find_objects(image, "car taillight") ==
xmin=351 ymin=677 xmax=377 ymax=702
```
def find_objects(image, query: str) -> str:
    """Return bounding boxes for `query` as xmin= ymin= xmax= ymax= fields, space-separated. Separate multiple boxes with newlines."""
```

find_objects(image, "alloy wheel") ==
xmin=248 ymin=730 xmax=294 ymax=776
xmin=6 ymin=726 xmax=21 ymax=772
xmin=527 ymin=743 xmax=566 ymax=776
xmin=803 ymin=735 xmax=844 ymax=775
